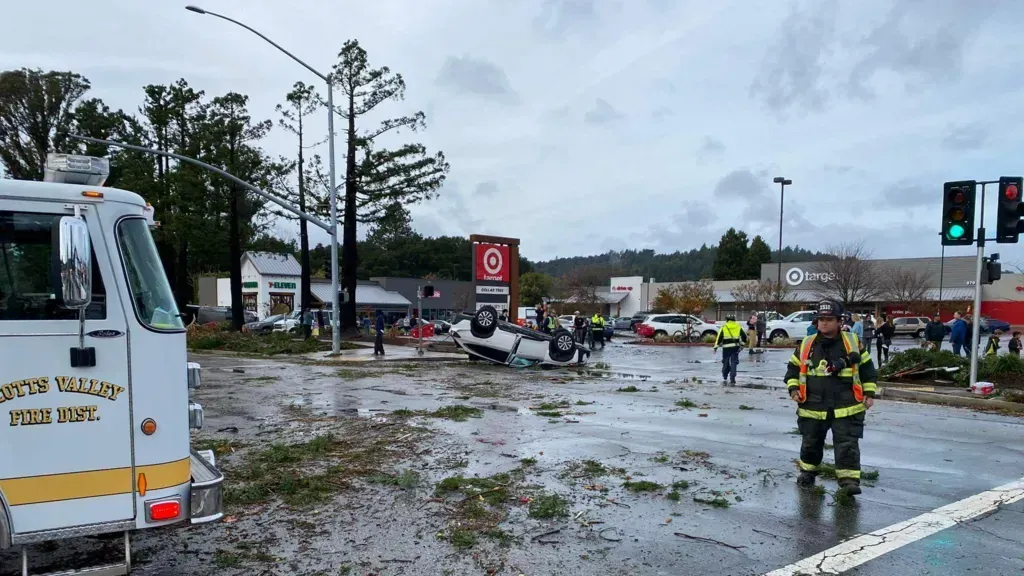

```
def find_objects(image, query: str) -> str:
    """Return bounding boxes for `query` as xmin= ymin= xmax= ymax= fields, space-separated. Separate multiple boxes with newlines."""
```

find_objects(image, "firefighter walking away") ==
xmin=785 ymin=299 xmax=878 ymax=497
xmin=714 ymin=314 xmax=747 ymax=384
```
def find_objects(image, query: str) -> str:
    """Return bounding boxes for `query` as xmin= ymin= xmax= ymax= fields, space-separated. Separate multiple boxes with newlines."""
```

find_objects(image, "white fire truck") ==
xmin=0 ymin=154 xmax=224 ymax=575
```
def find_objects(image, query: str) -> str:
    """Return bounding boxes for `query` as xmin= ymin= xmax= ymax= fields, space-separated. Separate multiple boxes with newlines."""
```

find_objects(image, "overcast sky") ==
xmin=5 ymin=0 xmax=1024 ymax=264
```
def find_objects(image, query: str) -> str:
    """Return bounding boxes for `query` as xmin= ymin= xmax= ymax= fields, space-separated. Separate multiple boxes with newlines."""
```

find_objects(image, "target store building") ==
xmin=759 ymin=257 xmax=1024 ymax=323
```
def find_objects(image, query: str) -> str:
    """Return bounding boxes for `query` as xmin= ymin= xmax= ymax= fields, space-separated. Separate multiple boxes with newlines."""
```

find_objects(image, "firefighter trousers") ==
xmin=797 ymin=409 xmax=865 ymax=484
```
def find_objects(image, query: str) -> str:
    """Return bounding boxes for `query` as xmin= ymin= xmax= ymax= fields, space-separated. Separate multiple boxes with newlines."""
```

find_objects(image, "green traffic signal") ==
xmin=941 ymin=181 xmax=976 ymax=246
xmin=947 ymin=223 xmax=965 ymax=239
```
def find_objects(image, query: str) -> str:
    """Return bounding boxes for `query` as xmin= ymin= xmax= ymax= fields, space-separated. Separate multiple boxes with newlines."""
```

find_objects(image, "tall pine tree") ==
xmin=712 ymin=228 xmax=750 ymax=280
xmin=745 ymin=235 xmax=773 ymax=279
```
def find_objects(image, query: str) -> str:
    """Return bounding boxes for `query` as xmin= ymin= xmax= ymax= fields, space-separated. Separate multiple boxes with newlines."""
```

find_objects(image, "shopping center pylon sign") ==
xmin=475 ymin=244 xmax=510 ymax=282
xmin=470 ymin=235 xmax=520 ymax=317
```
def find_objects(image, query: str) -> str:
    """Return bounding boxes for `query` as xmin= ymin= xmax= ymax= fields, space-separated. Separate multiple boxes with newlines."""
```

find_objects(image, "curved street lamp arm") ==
xmin=194 ymin=9 xmax=328 ymax=82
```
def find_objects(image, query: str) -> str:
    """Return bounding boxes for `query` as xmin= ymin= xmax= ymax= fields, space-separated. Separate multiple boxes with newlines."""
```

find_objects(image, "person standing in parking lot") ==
xmin=949 ymin=311 xmax=967 ymax=356
xmin=590 ymin=313 xmax=606 ymax=349
xmin=573 ymin=312 xmax=586 ymax=344
xmin=714 ymin=314 xmax=747 ymax=384
xmin=876 ymin=316 xmax=894 ymax=364
xmin=374 ymin=309 xmax=386 ymax=356
xmin=756 ymin=313 xmax=766 ymax=348
xmin=925 ymin=313 xmax=946 ymax=351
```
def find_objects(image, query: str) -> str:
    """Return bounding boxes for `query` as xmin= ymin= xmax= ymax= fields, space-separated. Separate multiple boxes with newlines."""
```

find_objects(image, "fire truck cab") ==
xmin=0 ymin=154 xmax=223 ymax=575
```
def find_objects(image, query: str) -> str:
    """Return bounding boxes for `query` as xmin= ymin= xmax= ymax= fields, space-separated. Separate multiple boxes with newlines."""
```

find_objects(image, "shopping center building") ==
xmin=614 ymin=255 xmax=1024 ymax=323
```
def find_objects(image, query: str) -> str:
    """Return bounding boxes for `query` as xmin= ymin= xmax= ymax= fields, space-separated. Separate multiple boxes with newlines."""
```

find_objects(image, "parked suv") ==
xmin=640 ymin=314 xmax=719 ymax=342
xmin=892 ymin=316 xmax=930 ymax=338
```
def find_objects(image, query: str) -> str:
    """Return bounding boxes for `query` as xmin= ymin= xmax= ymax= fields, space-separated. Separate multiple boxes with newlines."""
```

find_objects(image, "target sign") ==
xmin=475 ymin=243 xmax=510 ymax=282
xmin=785 ymin=267 xmax=805 ymax=286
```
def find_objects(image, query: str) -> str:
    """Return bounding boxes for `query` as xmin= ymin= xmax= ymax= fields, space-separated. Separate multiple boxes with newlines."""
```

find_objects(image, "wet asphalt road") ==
xmin=5 ymin=337 xmax=1023 ymax=576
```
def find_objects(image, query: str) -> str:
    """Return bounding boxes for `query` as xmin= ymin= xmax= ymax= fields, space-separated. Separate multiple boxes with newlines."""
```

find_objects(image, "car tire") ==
xmin=549 ymin=328 xmax=577 ymax=363
xmin=701 ymin=330 xmax=717 ymax=341
xmin=770 ymin=329 xmax=789 ymax=342
xmin=471 ymin=306 xmax=498 ymax=338
xmin=915 ymin=329 xmax=925 ymax=339
xmin=654 ymin=330 xmax=667 ymax=339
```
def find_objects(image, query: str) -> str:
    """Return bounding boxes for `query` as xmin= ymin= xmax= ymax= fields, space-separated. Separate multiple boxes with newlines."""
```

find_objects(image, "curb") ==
xmin=880 ymin=387 xmax=1024 ymax=413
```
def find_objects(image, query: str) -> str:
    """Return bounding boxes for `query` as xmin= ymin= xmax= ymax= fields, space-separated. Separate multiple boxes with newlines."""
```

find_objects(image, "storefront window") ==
xmin=117 ymin=217 xmax=183 ymax=331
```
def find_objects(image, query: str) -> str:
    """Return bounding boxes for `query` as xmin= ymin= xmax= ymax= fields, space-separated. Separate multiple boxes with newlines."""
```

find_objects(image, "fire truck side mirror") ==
xmin=53 ymin=216 xmax=92 ymax=310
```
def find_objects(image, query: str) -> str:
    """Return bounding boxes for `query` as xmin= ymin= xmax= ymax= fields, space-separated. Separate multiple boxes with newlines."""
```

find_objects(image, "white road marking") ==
xmin=764 ymin=477 xmax=1024 ymax=575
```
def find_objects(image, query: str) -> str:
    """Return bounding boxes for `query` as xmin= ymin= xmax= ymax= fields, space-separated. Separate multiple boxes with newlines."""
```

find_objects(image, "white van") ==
xmin=0 ymin=155 xmax=223 ymax=574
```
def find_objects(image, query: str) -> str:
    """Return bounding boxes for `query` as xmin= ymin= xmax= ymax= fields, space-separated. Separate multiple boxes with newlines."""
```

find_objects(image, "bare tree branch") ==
xmin=883 ymin=269 xmax=930 ymax=312
xmin=811 ymin=242 xmax=883 ymax=306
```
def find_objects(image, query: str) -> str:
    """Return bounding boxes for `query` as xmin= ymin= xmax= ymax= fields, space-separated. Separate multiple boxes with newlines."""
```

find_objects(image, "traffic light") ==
xmin=941 ymin=181 xmax=976 ymax=246
xmin=982 ymin=253 xmax=1002 ymax=285
xmin=996 ymin=177 xmax=1024 ymax=244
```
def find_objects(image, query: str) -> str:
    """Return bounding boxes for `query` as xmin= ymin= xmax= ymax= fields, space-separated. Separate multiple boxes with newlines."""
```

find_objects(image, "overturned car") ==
xmin=451 ymin=306 xmax=590 ymax=367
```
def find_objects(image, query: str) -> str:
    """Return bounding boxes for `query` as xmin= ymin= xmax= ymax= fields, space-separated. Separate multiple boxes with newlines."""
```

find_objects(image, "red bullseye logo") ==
xmin=483 ymin=248 xmax=502 ymax=275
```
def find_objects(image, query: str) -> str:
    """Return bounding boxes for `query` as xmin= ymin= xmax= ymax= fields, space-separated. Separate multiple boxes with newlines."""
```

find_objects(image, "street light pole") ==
xmin=772 ymin=176 xmax=792 ymax=310
xmin=185 ymin=5 xmax=342 ymax=355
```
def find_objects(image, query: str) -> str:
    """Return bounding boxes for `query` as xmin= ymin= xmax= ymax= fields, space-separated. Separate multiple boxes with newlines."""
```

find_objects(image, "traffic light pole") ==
xmin=969 ymin=227 xmax=985 ymax=389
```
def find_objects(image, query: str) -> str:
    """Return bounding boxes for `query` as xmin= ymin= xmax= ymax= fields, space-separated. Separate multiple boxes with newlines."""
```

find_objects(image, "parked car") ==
xmin=944 ymin=316 xmax=1012 ymax=335
xmin=630 ymin=312 xmax=654 ymax=332
xmin=450 ymin=305 xmax=590 ymax=367
xmin=611 ymin=317 xmax=631 ymax=330
xmin=603 ymin=317 xmax=615 ymax=340
xmin=187 ymin=305 xmax=256 ymax=325
xmin=892 ymin=316 xmax=930 ymax=338
xmin=245 ymin=313 xmax=284 ymax=334
xmin=639 ymin=314 xmax=718 ymax=342
xmin=766 ymin=310 xmax=816 ymax=342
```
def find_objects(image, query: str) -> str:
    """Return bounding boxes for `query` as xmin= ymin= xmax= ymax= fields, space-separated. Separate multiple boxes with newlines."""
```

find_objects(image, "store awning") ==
xmin=563 ymin=292 xmax=629 ymax=305
xmin=923 ymin=288 xmax=975 ymax=301
xmin=309 ymin=283 xmax=411 ymax=308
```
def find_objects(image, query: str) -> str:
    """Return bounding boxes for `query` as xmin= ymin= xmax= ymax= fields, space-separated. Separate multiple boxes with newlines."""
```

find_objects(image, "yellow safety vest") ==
xmin=793 ymin=332 xmax=876 ymax=419
xmin=716 ymin=322 xmax=743 ymax=349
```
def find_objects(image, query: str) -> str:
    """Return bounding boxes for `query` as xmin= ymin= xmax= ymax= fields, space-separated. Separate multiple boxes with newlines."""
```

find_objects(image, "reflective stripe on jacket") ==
xmin=784 ymin=332 xmax=878 ymax=419
xmin=715 ymin=321 xmax=744 ymax=349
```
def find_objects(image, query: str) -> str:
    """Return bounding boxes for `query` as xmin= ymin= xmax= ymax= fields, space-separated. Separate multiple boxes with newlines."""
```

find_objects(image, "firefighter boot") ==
xmin=838 ymin=479 xmax=862 ymax=496
xmin=797 ymin=471 xmax=816 ymax=487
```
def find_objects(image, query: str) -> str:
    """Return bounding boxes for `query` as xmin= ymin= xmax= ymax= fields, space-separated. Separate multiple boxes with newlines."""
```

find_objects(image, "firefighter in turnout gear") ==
xmin=714 ymin=314 xmax=747 ymax=384
xmin=785 ymin=299 xmax=878 ymax=497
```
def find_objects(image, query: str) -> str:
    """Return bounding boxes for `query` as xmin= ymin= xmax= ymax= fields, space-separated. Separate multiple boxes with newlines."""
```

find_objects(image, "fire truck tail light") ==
xmin=148 ymin=500 xmax=181 ymax=521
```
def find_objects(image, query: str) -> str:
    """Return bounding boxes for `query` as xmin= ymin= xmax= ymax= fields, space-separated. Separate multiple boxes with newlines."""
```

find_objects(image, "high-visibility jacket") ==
xmin=591 ymin=314 xmax=605 ymax=331
xmin=784 ymin=332 xmax=878 ymax=420
xmin=715 ymin=321 xmax=746 ymax=349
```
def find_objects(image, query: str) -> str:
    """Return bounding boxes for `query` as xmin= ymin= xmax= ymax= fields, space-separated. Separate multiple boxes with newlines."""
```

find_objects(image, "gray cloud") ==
xmin=584 ymin=98 xmax=624 ymax=124
xmin=436 ymin=56 xmax=519 ymax=104
xmin=749 ymin=0 xmax=838 ymax=114
xmin=436 ymin=181 xmax=483 ymax=234
xmin=713 ymin=169 xmax=767 ymax=199
xmin=652 ymin=106 xmax=673 ymax=120
xmin=882 ymin=180 xmax=933 ymax=207
xmin=697 ymin=136 xmax=725 ymax=161
xmin=474 ymin=181 xmax=499 ymax=198
xmin=941 ymin=123 xmax=988 ymax=151
xmin=845 ymin=1 xmax=996 ymax=99
xmin=753 ymin=0 xmax=1002 ymax=113
xmin=533 ymin=0 xmax=600 ymax=39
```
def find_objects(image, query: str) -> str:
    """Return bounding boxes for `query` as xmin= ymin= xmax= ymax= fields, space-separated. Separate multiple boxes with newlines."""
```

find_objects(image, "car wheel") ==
xmin=471 ymin=306 xmax=498 ymax=338
xmin=915 ymin=329 xmax=925 ymax=339
xmin=549 ymin=328 xmax=577 ymax=363
xmin=770 ymin=329 xmax=788 ymax=342
xmin=654 ymin=330 xmax=667 ymax=339
xmin=701 ymin=330 xmax=717 ymax=341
